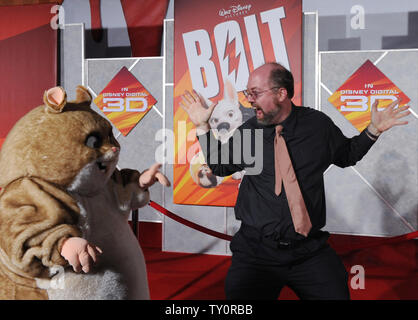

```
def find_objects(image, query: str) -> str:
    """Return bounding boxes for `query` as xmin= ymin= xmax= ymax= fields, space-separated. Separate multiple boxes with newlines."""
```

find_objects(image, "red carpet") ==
xmin=136 ymin=222 xmax=418 ymax=300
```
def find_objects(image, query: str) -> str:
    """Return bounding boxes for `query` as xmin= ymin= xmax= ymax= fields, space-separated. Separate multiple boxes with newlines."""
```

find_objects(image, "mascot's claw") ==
xmin=139 ymin=163 xmax=171 ymax=189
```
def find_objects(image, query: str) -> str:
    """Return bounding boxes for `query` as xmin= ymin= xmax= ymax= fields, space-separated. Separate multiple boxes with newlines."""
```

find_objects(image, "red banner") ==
xmin=0 ymin=4 xmax=57 ymax=148
xmin=173 ymin=0 xmax=302 ymax=206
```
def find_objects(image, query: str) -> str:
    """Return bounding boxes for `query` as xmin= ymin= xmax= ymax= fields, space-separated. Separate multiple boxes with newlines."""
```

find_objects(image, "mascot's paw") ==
xmin=60 ymin=237 xmax=102 ymax=273
xmin=139 ymin=163 xmax=171 ymax=189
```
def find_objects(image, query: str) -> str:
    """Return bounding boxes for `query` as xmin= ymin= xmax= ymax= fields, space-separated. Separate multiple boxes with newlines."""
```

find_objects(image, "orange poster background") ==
xmin=174 ymin=0 xmax=302 ymax=206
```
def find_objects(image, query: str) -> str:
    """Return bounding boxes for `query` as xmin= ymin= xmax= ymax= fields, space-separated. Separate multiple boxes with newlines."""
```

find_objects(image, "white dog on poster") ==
xmin=190 ymin=81 xmax=253 ymax=187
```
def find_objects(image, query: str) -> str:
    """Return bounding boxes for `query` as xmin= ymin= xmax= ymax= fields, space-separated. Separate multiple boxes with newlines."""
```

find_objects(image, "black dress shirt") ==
xmin=197 ymin=104 xmax=376 ymax=240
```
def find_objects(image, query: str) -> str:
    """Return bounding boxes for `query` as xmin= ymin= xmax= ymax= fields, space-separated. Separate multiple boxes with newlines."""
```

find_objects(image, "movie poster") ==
xmin=173 ymin=0 xmax=302 ymax=206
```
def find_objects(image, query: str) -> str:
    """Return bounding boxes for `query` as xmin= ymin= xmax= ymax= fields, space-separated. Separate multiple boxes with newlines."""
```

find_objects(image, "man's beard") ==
xmin=254 ymin=98 xmax=281 ymax=126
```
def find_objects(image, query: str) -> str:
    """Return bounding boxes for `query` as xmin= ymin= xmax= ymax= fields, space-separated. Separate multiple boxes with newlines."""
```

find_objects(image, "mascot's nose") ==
xmin=217 ymin=122 xmax=230 ymax=131
xmin=111 ymin=147 xmax=119 ymax=153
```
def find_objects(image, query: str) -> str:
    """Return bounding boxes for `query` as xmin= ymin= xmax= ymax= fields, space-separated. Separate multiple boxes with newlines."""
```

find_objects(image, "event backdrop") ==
xmin=61 ymin=0 xmax=169 ymax=58
xmin=173 ymin=0 xmax=302 ymax=206
xmin=59 ymin=8 xmax=417 ymax=254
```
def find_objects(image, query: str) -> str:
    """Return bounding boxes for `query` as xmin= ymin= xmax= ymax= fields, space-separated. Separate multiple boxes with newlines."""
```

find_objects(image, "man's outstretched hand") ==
xmin=180 ymin=90 xmax=217 ymax=135
xmin=368 ymin=98 xmax=411 ymax=136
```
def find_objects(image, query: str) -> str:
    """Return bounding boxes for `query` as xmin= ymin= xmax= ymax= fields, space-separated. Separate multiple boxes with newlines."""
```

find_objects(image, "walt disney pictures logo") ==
xmin=219 ymin=4 xmax=252 ymax=18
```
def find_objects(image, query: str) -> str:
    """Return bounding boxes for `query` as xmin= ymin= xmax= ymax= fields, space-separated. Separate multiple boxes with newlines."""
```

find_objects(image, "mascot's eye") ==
xmin=85 ymin=133 xmax=102 ymax=149
xmin=228 ymin=111 xmax=234 ymax=117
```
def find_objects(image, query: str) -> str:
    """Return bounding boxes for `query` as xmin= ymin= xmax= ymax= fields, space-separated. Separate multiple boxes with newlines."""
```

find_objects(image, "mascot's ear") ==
xmin=74 ymin=85 xmax=92 ymax=105
xmin=44 ymin=86 xmax=67 ymax=113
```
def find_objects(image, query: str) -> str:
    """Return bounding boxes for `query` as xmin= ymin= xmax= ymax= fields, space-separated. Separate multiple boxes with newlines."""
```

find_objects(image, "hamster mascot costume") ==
xmin=0 ymin=86 xmax=170 ymax=300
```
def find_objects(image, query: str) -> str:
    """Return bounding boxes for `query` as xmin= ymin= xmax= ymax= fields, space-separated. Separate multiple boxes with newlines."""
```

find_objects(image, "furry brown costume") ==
xmin=0 ymin=86 xmax=161 ymax=299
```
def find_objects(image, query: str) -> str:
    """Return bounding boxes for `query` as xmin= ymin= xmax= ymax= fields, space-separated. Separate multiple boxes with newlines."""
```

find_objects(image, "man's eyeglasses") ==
xmin=242 ymin=87 xmax=279 ymax=100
